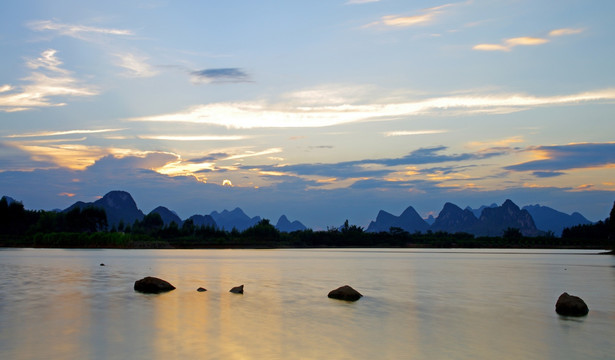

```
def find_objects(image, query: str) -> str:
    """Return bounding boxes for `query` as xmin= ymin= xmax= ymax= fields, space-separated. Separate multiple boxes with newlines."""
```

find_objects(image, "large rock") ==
xmin=555 ymin=292 xmax=589 ymax=316
xmin=134 ymin=276 xmax=176 ymax=294
xmin=328 ymin=285 xmax=362 ymax=301
xmin=229 ymin=285 xmax=244 ymax=294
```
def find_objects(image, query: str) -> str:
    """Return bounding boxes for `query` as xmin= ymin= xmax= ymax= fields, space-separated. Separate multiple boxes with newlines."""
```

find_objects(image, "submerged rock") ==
xmin=229 ymin=285 xmax=244 ymax=294
xmin=197 ymin=287 xmax=207 ymax=292
xmin=328 ymin=285 xmax=362 ymax=301
xmin=134 ymin=276 xmax=176 ymax=294
xmin=555 ymin=292 xmax=589 ymax=316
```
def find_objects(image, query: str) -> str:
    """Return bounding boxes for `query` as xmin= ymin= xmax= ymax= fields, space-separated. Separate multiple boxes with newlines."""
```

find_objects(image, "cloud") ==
xmin=126 ymin=88 xmax=615 ymax=129
xmin=532 ymin=171 xmax=565 ymax=178
xmin=114 ymin=53 xmax=158 ymax=78
xmin=0 ymin=49 xmax=98 ymax=112
xmin=28 ymin=19 xmax=134 ymax=40
xmin=505 ymin=143 xmax=615 ymax=172
xmin=5 ymin=128 xmax=123 ymax=138
xmin=190 ymin=68 xmax=250 ymax=84
xmin=474 ymin=27 xmax=583 ymax=52
xmin=364 ymin=4 xmax=453 ymax=28
xmin=384 ymin=130 xmax=447 ymax=137
xmin=549 ymin=28 xmax=584 ymax=37
xmin=474 ymin=36 xmax=549 ymax=52
xmin=139 ymin=135 xmax=246 ymax=141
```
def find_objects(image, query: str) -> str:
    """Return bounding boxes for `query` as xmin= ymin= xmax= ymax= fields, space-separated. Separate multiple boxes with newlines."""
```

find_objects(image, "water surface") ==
xmin=0 ymin=248 xmax=613 ymax=359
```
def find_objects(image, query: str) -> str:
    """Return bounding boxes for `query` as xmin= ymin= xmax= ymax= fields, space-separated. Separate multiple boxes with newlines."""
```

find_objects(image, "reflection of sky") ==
xmin=1 ymin=1 xmax=614 ymax=227
xmin=1 ymin=249 xmax=614 ymax=359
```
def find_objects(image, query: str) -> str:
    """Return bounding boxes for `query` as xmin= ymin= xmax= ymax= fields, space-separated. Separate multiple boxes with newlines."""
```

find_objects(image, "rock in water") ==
xmin=229 ymin=285 xmax=244 ymax=294
xmin=134 ymin=276 xmax=176 ymax=294
xmin=197 ymin=287 xmax=207 ymax=292
xmin=555 ymin=292 xmax=589 ymax=316
xmin=328 ymin=285 xmax=362 ymax=301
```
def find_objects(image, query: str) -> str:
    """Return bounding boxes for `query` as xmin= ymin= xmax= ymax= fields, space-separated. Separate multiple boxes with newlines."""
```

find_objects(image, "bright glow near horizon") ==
xmin=1 ymin=0 xmax=614 ymax=227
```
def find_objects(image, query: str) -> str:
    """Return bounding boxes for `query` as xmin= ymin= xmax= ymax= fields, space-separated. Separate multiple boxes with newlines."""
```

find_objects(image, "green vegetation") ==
xmin=1 ymin=197 xmax=613 ymax=249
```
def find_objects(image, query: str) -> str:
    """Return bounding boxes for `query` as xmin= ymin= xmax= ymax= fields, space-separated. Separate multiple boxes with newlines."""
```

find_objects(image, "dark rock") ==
xmin=328 ymin=285 xmax=362 ymax=301
xmin=556 ymin=292 xmax=589 ymax=316
xmin=134 ymin=276 xmax=176 ymax=294
xmin=197 ymin=287 xmax=207 ymax=292
xmin=229 ymin=285 xmax=244 ymax=294
xmin=100 ymin=263 xmax=105 ymax=266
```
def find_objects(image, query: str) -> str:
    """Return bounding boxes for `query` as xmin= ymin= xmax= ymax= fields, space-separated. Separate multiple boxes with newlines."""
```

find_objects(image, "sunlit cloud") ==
xmin=0 ymin=49 xmax=98 ymax=112
xmin=505 ymin=143 xmax=615 ymax=172
xmin=222 ymin=179 xmax=233 ymax=187
xmin=467 ymin=136 xmax=524 ymax=148
xmin=58 ymin=192 xmax=76 ymax=197
xmin=114 ymin=53 xmax=158 ymax=78
xmin=475 ymin=27 xmax=582 ymax=52
xmin=223 ymin=148 xmax=283 ymax=161
xmin=549 ymin=28 xmax=584 ymax=37
xmin=364 ymin=4 xmax=453 ymax=28
xmin=384 ymin=130 xmax=447 ymax=137
xmin=28 ymin=19 xmax=134 ymax=40
xmin=127 ymin=88 xmax=615 ymax=129
xmin=140 ymin=135 xmax=246 ymax=141
xmin=6 ymin=128 xmax=123 ymax=138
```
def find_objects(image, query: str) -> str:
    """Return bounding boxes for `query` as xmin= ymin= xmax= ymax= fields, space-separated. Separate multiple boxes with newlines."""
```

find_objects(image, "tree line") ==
xmin=1 ymin=196 xmax=613 ymax=249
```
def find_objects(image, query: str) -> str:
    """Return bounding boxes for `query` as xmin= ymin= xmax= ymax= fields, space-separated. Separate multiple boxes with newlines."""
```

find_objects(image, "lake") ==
xmin=0 ymin=248 xmax=613 ymax=359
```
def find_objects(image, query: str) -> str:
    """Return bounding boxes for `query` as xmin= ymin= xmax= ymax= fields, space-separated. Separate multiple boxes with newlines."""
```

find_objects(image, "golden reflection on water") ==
xmin=1 ymin=249 xmax=614 ymax=360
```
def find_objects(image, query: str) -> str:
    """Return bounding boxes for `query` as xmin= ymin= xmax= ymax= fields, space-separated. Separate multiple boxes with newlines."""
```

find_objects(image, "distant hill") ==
xmin=187 ymin=214 xmax=217 ymax=228
xmin=275 ymin=215 xmax=307 ymax=232
xmin=366 ymin=206 xmax=429 ymax=233
xmin=431 ymin=202 xmax=479 ymax=234
xmin=210 ymin=208 xmax=261 ymax=231
xmin=150 ymin=206 xmax=182 ymax=226
xmin=523 ymin=204 xmax=592 ymax=236
xmin=477 ymin=199 xmax=541 ymax=236
xmin=465 ymin=203 xmax=497 ymax=218
xmin=65 ymin=190 xmax=145 ymax=227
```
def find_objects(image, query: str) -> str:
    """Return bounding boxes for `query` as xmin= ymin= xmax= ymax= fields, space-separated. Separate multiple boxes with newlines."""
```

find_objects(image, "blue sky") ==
xmin=1 ymin=0 xmax=614 ymax=228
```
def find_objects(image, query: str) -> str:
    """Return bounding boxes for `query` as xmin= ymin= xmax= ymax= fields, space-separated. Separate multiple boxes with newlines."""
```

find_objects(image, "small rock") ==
xmin=555 ymin=292 xmax=589 ymax=316
xmin=100 ymin=263 xmax=105 ymax=266
xmin=134 ymin=276 xmax=176 ymax=294
xmin=328 ymin=285 xmax=362 ymax=301
xmin=229 ymin=285 xmax=244 ymax=294
xmin=197 ymin=287 xmax=207 ymax=292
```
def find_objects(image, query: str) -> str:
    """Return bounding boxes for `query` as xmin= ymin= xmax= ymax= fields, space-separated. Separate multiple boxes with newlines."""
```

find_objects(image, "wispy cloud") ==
xmin=127 ymin=88 xmax=615 ymax=129
xmin=549 ymin=28 xmax=584 ymax=37
xmin=505 ymin=143 xmax=615 ymax=172
xmin=191 ymin=68 xmax=250 ymax=84
xmin=384 ymin=130 xmax=447 ymax=137
xmin=28 ymin=19 xmax=134 ymax=40
xmin=0 ymin=49 xmax=98 ymax=112
xmin=474 ymin=27 xmax=584 ymax=52
xmin=114 ymin=53 xmax=158 ymax=78
xmin=6 ymin=128 xmax=123 ymax=138
xmin=364 ymin=4 xmax=453 ymax=28
xmin=140 ymin=135 xmax=246 ymax=141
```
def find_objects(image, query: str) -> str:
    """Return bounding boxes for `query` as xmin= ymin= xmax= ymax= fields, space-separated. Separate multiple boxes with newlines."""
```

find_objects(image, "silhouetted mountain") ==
xmin=366 ymin=206 xmax=429 ymax=233
xmin=465 ymin=203 xmax=498 ymax=218
xmin=150 ymin=206 xmax=182 ymax=226
xmin=275 ymin=215 xmax=307 ymax=232
xmin=209 ymin=208 xmax=261 ymax=231
xmin=425 ymin=214 xmax=436 ymax=225
xmin=65 ymin=190 xmax=145 ymax=227
xmin=478 ymin=199 xmax=541 ymax=236
xmin=187 ymin=214 xmax=217 ymax=228
xmin=523 ymin=204 xmax=592 ymax=236
xmin=430 ymin=203 xmax=479 ymax=233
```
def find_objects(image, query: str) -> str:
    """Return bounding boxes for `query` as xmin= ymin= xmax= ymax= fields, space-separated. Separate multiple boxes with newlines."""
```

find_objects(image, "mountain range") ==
xmin=3 ymin=190 xmax=593 ymax=236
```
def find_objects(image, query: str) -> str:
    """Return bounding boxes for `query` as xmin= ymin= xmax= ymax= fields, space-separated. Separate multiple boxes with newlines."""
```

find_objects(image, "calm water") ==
xmin=0 ymin=248 xmax=613 ymax=359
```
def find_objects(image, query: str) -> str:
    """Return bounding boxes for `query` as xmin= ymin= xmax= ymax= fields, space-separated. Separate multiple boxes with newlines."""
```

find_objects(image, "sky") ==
xmin=1 ymin=0 xmax=614 ymax=229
